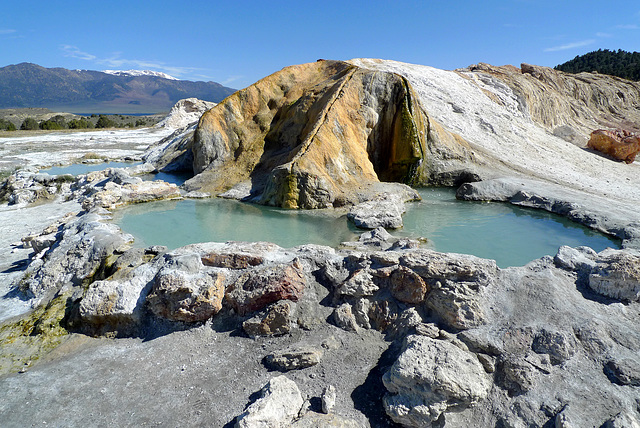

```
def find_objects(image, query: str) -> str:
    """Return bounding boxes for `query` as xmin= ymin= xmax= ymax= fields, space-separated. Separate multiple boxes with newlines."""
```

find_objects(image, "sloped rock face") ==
xmin=144 ymin=98 xmax=218 ymax=173
xmin=184 ymin=60 xmax=472 ymax=208
xmin=352 ymin=59 xmax=640 ymax=214
xmin=462 ymin=62 xmax=640 ymax=139
xmin=17 ymin=211 xmax=133 ymax=303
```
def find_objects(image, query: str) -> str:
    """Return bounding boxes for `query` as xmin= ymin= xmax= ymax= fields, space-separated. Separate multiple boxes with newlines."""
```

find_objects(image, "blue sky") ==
xmin=1 ymin=1 xmax=638 ymax=89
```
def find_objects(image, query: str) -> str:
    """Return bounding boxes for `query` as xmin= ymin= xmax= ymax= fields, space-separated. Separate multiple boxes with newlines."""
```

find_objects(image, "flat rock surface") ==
xmin=0 ymin=199 xmax=81 ymax=322
xmin=0 ymin=322 xmax=390 ymax=427
xmin=0 ymin=127 xmax=172 ymax=172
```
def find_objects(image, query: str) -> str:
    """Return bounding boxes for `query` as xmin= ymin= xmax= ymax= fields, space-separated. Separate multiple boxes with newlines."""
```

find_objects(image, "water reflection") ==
xmin=112 ymin=188 xmax=621 ymax=268
xmin=41 ymin=161 xmax=141 ymax=176
xmin=113 ymin=198 xmax=359 ymax=249
xmin=398 ymin=188 xmax=620 ymax=267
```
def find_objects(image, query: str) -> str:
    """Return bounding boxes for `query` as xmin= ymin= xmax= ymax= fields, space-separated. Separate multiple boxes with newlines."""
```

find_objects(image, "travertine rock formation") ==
xmin=383 ymin=335 xmax=491 ymax=426
xmin=4 ymin=58 xmax=640 ymax=428
xmin=7 ymin=209 xmax=640 ymax=426
xmin=179 ymin=60 xmax=473 ymax=208
xmin=155 ymin=97 xmax=217 ymax=130
xmin=234 ymin=375 xmax=304 ymax=428
xmin=460 ymin=62 xmax=640 ymax=140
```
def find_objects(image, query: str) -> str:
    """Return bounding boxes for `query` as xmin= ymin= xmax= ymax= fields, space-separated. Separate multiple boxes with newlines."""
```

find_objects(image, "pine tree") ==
xmin=555 ymin=49 xmax=640 ymax=81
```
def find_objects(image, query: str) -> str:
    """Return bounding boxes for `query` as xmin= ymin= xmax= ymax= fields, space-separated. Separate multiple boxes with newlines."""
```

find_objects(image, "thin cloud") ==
xmin=596 ymin=32 xmax=612 ymax=38
xmin=544 ymin=39 xmax=595 ymax=52
xmin=222 ymin=75 xmax=243 ymax=86
xmin=0 ymin=29 xmax=16 ymax=34
xmin=61 ymin=45 xmax=97 ymax=61
xmin=616 ymin=24 xmax=639 ymax=30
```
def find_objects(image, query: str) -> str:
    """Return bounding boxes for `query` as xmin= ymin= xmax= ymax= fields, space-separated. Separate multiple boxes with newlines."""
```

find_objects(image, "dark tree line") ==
xmin=10 ymin=114 xmax=155 ymax=131
xmin=555 ymin=49 xmax=640 ymax=81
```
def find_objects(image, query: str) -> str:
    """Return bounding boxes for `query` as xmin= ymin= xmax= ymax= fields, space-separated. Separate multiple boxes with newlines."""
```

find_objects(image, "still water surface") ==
xmin=41 ymin=161 xmax=140 ymax=176
xmin=112 ymin=187 xmax=620 ymax=268
xmin=398 ymin=188 xmax=620 ymax=267
xmin=40 ymin=162 xmax=191 ymax=185
xmin=112 ymin=198 xmax=360 ymax=250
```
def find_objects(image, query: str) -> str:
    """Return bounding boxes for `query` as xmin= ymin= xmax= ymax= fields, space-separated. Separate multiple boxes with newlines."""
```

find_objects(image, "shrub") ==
xmin=0 ymin=118 xmax=16 ymax=131
xmin=20 ymin=117 xmax=39 ymax=130
xmin=68 ymin=118 xmax=94 ymax=129
xmin=95 ymin=115 xmax=116 ymax=128
xmin=39 ymin=120 xmax=64 ymax=130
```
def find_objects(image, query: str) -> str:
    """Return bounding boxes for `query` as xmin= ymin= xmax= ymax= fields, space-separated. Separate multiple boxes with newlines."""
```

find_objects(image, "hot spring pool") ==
xmin=40 ymin=162 xmax=191 ymax=185
xmin=397 ymin=188 xmax=620 ymax=267
xmin=112 ymin=198 xmax=361 ymax=250
xmin=112 ymin=188 xmax=620 ymax=268
xmin=41 ymin=161 xmax=141 ymax=176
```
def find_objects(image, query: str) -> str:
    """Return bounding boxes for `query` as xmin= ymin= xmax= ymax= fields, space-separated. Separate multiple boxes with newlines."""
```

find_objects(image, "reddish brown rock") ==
xmin=388 ymin=266 xmax=429 ymax=304
xmin=587 ymin=129 xmax=640 ymax=164
xmin=226 ymin=259 xmax=306 ymax=315
xmin=201 ymin=252 xmax=263 ymax=269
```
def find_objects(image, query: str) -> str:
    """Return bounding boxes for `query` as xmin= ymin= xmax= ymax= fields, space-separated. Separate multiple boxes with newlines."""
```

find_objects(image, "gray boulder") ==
xmin=382 ymin=335 xmax=490 ymax=427
xmin=400 ymin=250 xmax=497 ymax=329
xmin=531 ymin=328 xmax=577 ymax=365
xmin=264 ymin=346 xmax=323 ymax=372
xmin=235 ymin=375 xmax=304 ymax=428
xmin=226 ymin=259 xmax=306 ymax=315
xmin=78 ymin=263 xmax=157 ymax=332
xmin=243 ymin=301 xmax=292 ymax=337
xmin=589 ymin=252 xmax=640 ymax=301
xmin=147 ymin=268 xmax=226 ymax=323
xmin=347 ymin=193 xmax=409 ymax=229
xmin=553 ymin=245 xmax=598 ymax=272
xmin=321 ymin=385 xmax=337 ymax=414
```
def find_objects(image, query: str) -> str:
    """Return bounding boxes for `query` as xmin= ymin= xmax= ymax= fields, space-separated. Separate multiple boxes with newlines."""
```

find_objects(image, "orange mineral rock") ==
xmin=587 ymin=129 xmax=640 ymax=164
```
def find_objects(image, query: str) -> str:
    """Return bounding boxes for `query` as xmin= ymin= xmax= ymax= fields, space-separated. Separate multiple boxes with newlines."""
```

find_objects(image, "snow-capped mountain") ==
xmin=0 ymin=62 xmax=236 ymax=113
xmin=103 ymin=69 xmax=179 ymax=80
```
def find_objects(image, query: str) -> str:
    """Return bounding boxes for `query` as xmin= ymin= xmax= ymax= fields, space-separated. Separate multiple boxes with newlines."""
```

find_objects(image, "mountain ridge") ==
xmin=102 ymin=69 xmax=179 ymax=80
xmin=0 ymin=62 xmax=236 ymax=114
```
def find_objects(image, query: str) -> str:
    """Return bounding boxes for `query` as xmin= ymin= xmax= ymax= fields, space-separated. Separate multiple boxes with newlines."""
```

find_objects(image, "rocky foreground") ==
xmin=1 ymin=59 xmax=640 ymax=427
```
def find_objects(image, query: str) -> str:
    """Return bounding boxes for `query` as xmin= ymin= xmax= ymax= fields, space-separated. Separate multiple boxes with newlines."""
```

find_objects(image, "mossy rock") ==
xmin=0 ymin=293 xmax=73 ymax=375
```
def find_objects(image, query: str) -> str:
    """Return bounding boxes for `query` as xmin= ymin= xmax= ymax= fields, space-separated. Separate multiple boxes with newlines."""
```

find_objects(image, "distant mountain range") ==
xmin=0 ymin=63 xmax=237 ymax=114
